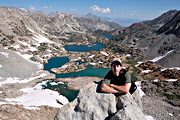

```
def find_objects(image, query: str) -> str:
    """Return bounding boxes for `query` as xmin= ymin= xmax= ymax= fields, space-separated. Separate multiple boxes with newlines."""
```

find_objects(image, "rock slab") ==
xmin=55 ymin=82 xmax=146 ymax=120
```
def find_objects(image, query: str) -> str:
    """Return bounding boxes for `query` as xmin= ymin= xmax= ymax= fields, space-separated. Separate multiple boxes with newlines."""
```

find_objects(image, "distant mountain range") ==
xmin=84 ymin=13 xmax=142 ymax=27
xmin=0 ymin=6 xmax=179 ymax=67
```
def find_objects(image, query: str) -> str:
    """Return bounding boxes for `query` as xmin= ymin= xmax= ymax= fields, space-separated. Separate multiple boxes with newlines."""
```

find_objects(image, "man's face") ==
xmin=111 ymin=63 xmax=122 ymax=76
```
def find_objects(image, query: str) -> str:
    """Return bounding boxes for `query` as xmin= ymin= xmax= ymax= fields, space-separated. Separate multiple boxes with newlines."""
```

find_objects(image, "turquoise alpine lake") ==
xmin=43 ymin=43 xmax=110 ymax=102
xmin=56 ymin=65 xmax=110 ymax=78
xmin=43 ymin=57 xmax=110 ymax=78
xmin=64 ymin=42 xmax=105 ymax=52
xmin=43 ymin=58 xmax=110 ymax=102
xmin=42 ymin=81 xmax=79 ymax=102
xmin=44 ymin=57 xmax=69 ymax=71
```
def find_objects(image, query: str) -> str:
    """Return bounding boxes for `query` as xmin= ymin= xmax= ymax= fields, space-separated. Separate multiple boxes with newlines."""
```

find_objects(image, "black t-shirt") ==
xmin=103 ymin=69 xmax=131 ymax=85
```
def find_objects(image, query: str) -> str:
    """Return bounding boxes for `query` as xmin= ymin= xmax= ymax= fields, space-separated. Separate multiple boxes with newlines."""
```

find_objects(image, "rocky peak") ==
xmin=112 ymin=10 xmax=180 ymax=67
xmin=52 ymin=13 xmax=76 ymax=22
xmin=84 ymin=13 xmax=101 ymax=19
xmin=74 ymin=14 xmax=121 ymax=32
xmin=0 ymin=6 xmax=119 ymax=36
xmin=113 ymin=22 xmax=153 ymax=47
xmin=55 ymin=82 xmax=145 ymax=120
xmin=30 ymin=12 xmax=50 ymax=29
xmin=0 ymin=7 xmax=31 ymax=22
xmin=84 ymin=13 xmax=109 ymax=22
xmin=156 ymin=10 xmax=180 ymax=37
xmin=144 ymin=9 xmax=178 ymax=30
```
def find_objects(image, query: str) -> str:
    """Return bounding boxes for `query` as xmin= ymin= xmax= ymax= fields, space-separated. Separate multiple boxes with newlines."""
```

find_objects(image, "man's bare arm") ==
xmin=110 ymin=83 xmax=131 ymax=94
xmin=101 ymin=83 xmax=119 ymax=93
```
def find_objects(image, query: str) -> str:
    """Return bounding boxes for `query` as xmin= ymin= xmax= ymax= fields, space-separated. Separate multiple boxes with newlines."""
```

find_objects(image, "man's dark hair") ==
xmin=111 ymin=61 xmax=122 ymax=67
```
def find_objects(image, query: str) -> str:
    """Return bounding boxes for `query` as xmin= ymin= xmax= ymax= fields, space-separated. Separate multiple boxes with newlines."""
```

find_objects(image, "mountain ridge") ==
xmin=112 ymin=9 xmax=180 ymax=67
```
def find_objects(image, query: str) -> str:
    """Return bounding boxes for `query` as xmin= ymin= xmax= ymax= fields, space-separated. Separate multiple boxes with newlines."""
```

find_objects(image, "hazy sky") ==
xmin=0 ymin=0 xmax=180 ymax=20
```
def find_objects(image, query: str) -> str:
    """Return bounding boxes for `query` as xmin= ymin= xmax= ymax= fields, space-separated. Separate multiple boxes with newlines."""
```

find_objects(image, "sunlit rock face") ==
xmin=156 ymin=10 xmax=180 ymax=38
xmin=55 ymin=82 xmax=145 ymax=120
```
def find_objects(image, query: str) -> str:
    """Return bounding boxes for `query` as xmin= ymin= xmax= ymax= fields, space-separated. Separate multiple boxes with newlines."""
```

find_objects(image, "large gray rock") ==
xmin=55 ymin=82 xmax=146 ymax=120
xmin=111 ymin=94 xmax=145 ymax=120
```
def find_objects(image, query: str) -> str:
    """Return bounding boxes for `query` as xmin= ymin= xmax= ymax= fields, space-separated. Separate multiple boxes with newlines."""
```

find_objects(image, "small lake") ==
xmin=102 ymin=33 xmax=113 ymax=40
xmin=43 ymin=43 xmax=109 ymax=102
xmin=64 ymin=42 xmax=105 ymax=52
xmin=42 ymin=81 xmax=79 ymax=102
xmin=56 ymin=65 xmax=110 ymax=78
xmin=44 ymin=57 xmax=69 ymax=71
xmin=44 ymin=57 xmax=110 ymax=78
xmin=43 ymin=57 xmax=110 ymax=102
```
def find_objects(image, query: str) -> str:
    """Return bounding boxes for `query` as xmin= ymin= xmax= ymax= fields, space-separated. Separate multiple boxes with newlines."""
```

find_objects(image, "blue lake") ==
xmin=64 ymin=42 xmax=105 ymax=52
xmin=102 ymin=33 xmax=113 ymax=40
xmin=44 ymin=57 xmax=110 ymax=78
xmin=56 ymin=65 xmax=110 ymax=78
xmin=42 ymin=81 xmax=79 ymax=102
xmin=44 ymin=57 xmax=69 ymax=71
xmin=43 ymin=43 xmax=110 ymax=102
xmin=43 ymin=57 xmax=109 ymax=102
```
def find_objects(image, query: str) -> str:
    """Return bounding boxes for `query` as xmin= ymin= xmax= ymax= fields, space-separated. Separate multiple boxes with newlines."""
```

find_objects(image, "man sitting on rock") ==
xmin=101 ymin=58 xmax=131 ymax=95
